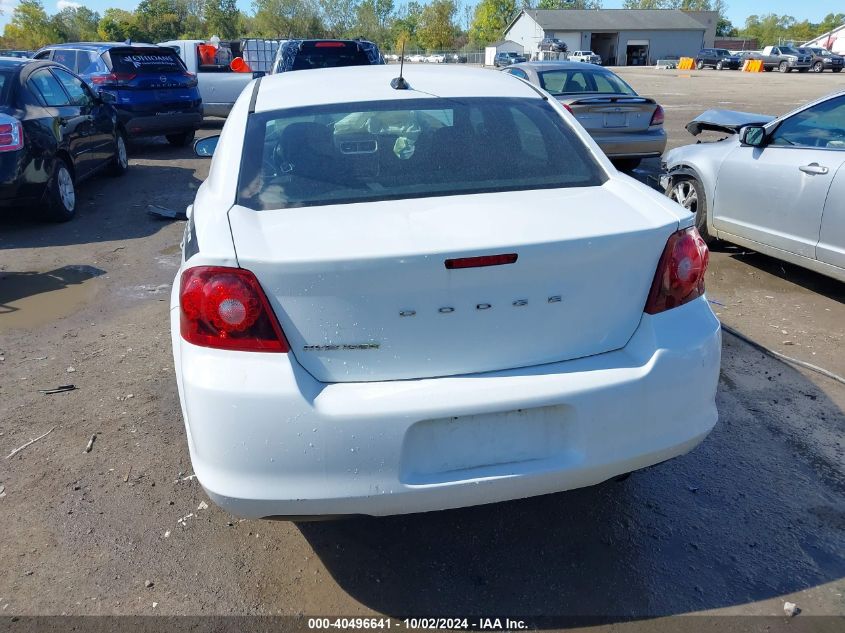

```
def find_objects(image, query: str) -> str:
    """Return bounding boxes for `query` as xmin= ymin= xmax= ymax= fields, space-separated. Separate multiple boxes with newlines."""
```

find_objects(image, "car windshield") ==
xmin=283 ymin=42 xmax=374 ymax=71
xmin=715 ymin=49 xmax=731 ymax=56
xmin=109 ymin=48 xmax=185 ymax=74
xmin=538 ymin=69 xmax=636 ymax=96
xmin=779 ymin=47 xmax=800 ymax=55
xmin=506 ymin=53 xmax=520 ymax=58
xmin=237 ymin=97 xmax=605 ymax=210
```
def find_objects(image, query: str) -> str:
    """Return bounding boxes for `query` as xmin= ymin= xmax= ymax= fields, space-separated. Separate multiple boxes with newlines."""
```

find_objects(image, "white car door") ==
xmin=712 ymin=94 xmax=845 ymax=259
xmin=818 ymin=163 xmax=845 ymax=271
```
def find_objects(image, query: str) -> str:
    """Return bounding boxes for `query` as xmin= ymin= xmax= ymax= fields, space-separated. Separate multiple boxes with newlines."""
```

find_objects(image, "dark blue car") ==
xmin=34 ymin=43 xmax=203 ymax=146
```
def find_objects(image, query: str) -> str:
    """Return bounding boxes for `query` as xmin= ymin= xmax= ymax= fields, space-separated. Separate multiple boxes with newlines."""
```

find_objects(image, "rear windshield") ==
xmin=237 ymin=97 xmax=606 ymax=210
xmin=0 ymin=72 xmax=11 ymax=104
xmin=290 ymin=43 xmax=371 ymax=71
xmin=538 ymin=69 xmax=636 ymax=96
xmin=108 ymin=48 xmax=185 ymax=74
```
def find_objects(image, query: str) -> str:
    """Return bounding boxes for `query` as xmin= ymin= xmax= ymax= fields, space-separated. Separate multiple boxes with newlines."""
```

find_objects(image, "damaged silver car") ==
xmin=661 ymin=91 xmax=845 ymax=283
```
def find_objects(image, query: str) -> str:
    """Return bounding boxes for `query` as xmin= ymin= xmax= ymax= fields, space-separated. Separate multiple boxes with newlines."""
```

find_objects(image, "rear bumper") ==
xmin=117 ymin=110 xmax=203 ymax=137
xmin=171 ymin=295 xmax=721 ymax=518
xmin=593 ymin=127 xmax=667 ymax=159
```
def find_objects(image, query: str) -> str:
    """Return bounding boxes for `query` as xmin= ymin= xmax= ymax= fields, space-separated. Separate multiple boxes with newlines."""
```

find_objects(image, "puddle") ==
xmin=0 ymin=265 xmax=106 ymax=331
xmin=159 ymin=243 xmax=181 ymax=256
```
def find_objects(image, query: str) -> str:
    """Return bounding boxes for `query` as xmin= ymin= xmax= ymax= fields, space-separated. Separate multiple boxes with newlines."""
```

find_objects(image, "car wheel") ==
xmin=611 ymin=158 xmax=641 ymax=171
xmin=779 ymin=61 xmax=790 ymax=73
xmin=166 ymin=130 xmax=195 ymax=147
xmin=696 ymin=60 xmax=704 ymax=70
xmin=812 ymin=61 xmax=824 ymax=73
xmin=716 ymin=60 xmax=723 ymax=70
xmin=42 ymin=157 xmax=76 ymax=222
xmin=668 ymin=175 xmax=711 ymax=241
xmin=109 ymin=130 xmax=129 ymax=176
xmin=833 ymin=68 xmax=842 ymax=73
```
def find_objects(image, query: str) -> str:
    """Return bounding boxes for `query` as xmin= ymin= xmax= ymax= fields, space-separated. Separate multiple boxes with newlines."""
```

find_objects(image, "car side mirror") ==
xmin=740 ymin=125 xmax=767 ymax=147
xmin=194 ymin=135 xmax=219 ymax=158
xmin=98 ymin=90 xmax=116 ymax=104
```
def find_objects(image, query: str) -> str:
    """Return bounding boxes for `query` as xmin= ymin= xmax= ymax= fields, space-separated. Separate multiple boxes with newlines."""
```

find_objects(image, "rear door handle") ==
xmin=799 ymin=163 xmax=829 ymax=175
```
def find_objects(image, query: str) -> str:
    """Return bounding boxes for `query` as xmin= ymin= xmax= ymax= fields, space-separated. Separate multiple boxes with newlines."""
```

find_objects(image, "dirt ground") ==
xmin=0 ymin=68 xmax=843 ymax=629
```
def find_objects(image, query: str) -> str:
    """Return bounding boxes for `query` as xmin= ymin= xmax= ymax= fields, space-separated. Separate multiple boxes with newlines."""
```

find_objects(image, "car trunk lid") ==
xmin=562 ymin=95 xmax=658 ymax=132
xmin=228 ymin=183 xmax=678 ymax=383
xmin=102 ymin=47 xmax=197 ymax=111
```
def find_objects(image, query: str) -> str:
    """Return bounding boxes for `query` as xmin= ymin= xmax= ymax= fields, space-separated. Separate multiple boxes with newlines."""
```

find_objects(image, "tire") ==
xmin=108 ymin=130 xmax=129 ymax=177
xmin=668 ymin=175 xmax=711 ymax=241
xmin=611 ymin=158 xmax=641 ymax=171
xmin=716 ymin=60 xmax=723 ymax=70
xmin=42 ymin=157 xmax=76 ymax=222
xmin=166 ymin=130 xmax=195 ymax=147
xmin=779 ymin=61 xmax=790 ymax=73
xmin=812 ymin=61 xmax=824 ymax=73
xmin=696 ymin=60 xmax=704 ymax=70
xmin=834 ymin=68 xmax=842 ymax=73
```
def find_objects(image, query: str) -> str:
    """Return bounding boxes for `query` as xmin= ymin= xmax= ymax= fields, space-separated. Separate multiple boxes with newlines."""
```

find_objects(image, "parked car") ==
xmin=0 ymin=50 xmax=33 ymax=59
xmin=34 ymin=43 xmax=202 ymax=146
xmin=797 ymin=47 xmax=844 ymax=73
xmin=694 ymin=48 xmax=741 ymax=70
xmin=0 ymin=58 xmax=128 ymax=221
xmin=425 ymin=53 xmax=446 ymax=63
xmin=494 ymin=51 xmax=526 ymax=67
xmin=407 ymin=54 xmax=426 ymax=63
xmin=757 ymin=45 xmax=812 ymax=72
xmin=569 ymin=50 xmax=602 ymax=64
xmin=160 ymin=39 xmax=279 ymax=118
xmin=662 ymin=92 xmax=845 ymax=282
xmin=174 ymin=64 xmax=720 ymax=518
xmin=503 ymin=61 xmax=666 ymax=170
xmin=538 ymin=37 xmax=567 ymax=53
xmin=445 ymin=53 xmax=467 ymax=64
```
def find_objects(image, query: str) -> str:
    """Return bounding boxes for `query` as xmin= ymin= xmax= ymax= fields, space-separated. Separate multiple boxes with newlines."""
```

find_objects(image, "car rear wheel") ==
xmin=696 ymin=60 xmax=704 ymax=70
xmin=716 ymin=60 xmax=724 ymax=70
xmin=812 ymin=61 xmax=824 ymax=73
xmin=166 ymin=130 xmax=195 ymax=147
xmin=668 ymin=175 xmax=711 ymax=241
xmin=834 ymin=68 xmax=842 ymax=73
xmin=43 ymin=157 xmax=76 ymax=222
xmin=611 ymin=158 xmax=641 ymax=171
xmin=779 ymin=61 xmax=790 ymax=73
xmin=109 ymin=130 xmax=129 ymax=176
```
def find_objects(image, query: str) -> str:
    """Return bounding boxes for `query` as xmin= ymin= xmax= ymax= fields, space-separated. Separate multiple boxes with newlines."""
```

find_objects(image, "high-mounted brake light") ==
xmin=315 ymin=41 xmax=346 ymax=47
xmin=0 ymin=115 xmax=24 ymax=152
xmin=180 ymin=266 xmax=289 ymax=352
xmin=445 ymin=254 xmax=518 ymax=269
xmin=644 ymin=227 xmax=709 ymax=315
xmin=650 ymin=104 xmax=665 ymax=126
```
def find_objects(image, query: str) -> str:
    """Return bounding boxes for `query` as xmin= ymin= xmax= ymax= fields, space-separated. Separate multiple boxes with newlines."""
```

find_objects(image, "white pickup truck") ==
xmin=569 ymin=50 xmax=602 ymax=65
xmin=159 ymin=39 xmax=279 ymax=117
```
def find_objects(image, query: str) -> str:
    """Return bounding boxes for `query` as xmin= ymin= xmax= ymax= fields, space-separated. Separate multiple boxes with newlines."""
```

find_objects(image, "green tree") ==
xmin=469 ymin=0 xmax=517 ymax=47
xmin=536 ymin=0 xmax=603 ymax=9
xmin=2 ymin=0 xmax=58 ymax=49
xmin=51 ymin=6 xmax=101 ymax=42
xmin=417 ymin=0 xmax=458 ymax=51
xmin=204 ymin=0 xmax=240 ymax=39
xmin=252 ymin=0 xmax=325 ymax=38
xmin=622 ymin=0 xmax=666 ymax=8
xmin=816 ymin=13 xmax=845 ymax=36
xmin=97 ymin=8 xmax=140 ymax=41
xmin=319 ymin=0 xmax=359 ymax=37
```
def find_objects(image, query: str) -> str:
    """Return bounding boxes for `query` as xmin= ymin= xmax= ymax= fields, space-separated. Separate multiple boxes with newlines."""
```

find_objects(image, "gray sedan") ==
xmin=502 ymin=61 xmax=666 ymax=170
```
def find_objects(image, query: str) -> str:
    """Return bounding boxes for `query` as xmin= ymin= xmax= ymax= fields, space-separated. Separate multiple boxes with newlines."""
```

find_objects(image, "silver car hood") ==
xmin=685 ymin=109 xmax=775 ymax=136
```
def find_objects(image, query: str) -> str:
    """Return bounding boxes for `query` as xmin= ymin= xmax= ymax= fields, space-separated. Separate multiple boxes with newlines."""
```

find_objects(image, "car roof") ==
xmin=254 ymin=65 xmax=540 ymax=113
xmin=38 ymin=42 xmax=159 ymax=52
xmin=0 ymin=57 xmax=30 ymax=69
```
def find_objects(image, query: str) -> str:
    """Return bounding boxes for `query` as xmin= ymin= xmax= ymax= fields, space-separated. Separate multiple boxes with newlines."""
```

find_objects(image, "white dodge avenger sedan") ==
xmin=171 ymin=65 xmax=720 ymax=518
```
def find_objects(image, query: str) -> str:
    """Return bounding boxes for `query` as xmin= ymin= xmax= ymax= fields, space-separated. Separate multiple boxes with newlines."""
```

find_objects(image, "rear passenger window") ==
xmin=52 ymin=68 xmax=92 ymax=107
xmin=78 ymin=51 xmax=107 ymax=75
xmin=52 ymin=49 xmax=78 ymax=72
xmin=29 ymin=69 xmax=70 ymax=107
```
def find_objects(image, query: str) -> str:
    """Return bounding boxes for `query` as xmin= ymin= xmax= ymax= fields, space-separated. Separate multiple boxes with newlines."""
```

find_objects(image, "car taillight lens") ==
xmin=91 ymin=72 xmax=136 ymax=86
xmin=650 ymin=105 xmax=665 ymax=126
xmin=0 ymin=116 xmax=23 ymax=152
xmin=644 ymin=227 xmax=709 ymax=315
xmin=183 ymin=71 xmax=198 ymax=87
xmin=179 ymin=266 xmax=289 ymax=352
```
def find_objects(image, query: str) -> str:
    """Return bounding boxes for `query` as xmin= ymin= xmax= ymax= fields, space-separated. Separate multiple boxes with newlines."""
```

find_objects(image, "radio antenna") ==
xmin=391 ymin=40 xmax=409 ymax=90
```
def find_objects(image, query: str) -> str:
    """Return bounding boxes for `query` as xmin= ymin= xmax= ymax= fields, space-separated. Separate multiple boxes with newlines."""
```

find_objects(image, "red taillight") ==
xmin=91 ymin=72 xmax=136 ymax=86
xmin=315 ymin=41 xmax=346 ymax=47
xmin=650 ymin=104 xmax=665 ymax=126
xmin=561 ymin=103 xmax=573 ymax=113
xmin=183 ymin=71 xmax=198 ymax=87
xmin=644 ymin=227 xmax=709 ymax=315
xmin=179 ymin=266 xmax=289 ymax=352
xmin=445 ymin=254 xmax=518 ymax=269
xmin=0 ymin=117 xmax=24 ymax=152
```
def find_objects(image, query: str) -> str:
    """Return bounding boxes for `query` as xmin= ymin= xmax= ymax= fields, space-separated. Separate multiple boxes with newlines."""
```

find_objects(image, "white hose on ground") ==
xmin=721 ymin=323 xmax=845 ymax=387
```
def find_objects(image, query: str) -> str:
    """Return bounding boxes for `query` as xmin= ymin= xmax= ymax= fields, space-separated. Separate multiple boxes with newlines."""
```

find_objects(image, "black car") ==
xmin=539 ymin=38 xmax=568 ymax=53
xmin=798 ymin=47 xmax=844 ymax=73
xmin=494 ymin=52 xmax=527 ymax=68
xmin=695 ymin=48 xmax=741 ymax=70
xmin=271 ymin=39 xmax=384 ymax=74
xmin=0 ymin=58 xmax=127 ymax=221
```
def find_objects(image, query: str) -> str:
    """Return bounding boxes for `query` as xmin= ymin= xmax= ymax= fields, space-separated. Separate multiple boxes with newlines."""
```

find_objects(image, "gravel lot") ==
xmin=0 ymin=67 xmax=843 ymax=628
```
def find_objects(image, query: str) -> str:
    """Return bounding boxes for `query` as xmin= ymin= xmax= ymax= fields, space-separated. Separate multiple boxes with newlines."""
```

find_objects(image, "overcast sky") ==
xmin=1 ymin=1 xmax=842 ymax=36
